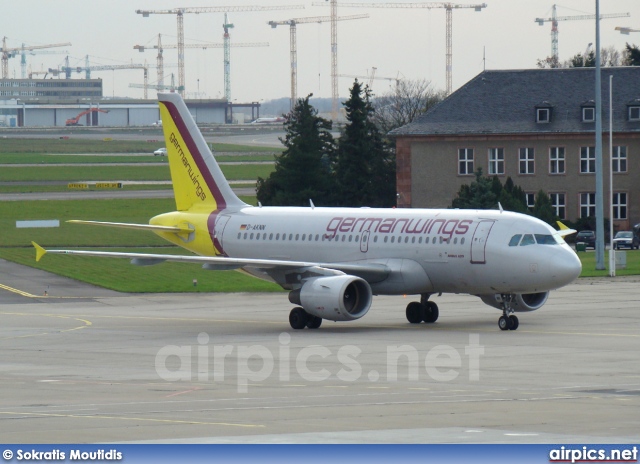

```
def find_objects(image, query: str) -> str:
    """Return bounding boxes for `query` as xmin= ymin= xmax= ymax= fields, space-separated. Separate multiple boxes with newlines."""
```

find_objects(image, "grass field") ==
xmin=1 ymin=247 xmax=282 ymax=293
xmin=0 ymin=153 xmax=276 ymax=164
xmin=0 ymin=138 xmax=279 ymax=155
xmin=0 ymin=164 xmax=274 ymax=182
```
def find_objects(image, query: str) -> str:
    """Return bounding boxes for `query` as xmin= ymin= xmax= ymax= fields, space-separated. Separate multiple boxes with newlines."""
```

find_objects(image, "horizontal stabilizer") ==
xmin=556 ymin=221 xmax=577 ymax=237
xmin=67 ymin=220 xmax=192 ymax=233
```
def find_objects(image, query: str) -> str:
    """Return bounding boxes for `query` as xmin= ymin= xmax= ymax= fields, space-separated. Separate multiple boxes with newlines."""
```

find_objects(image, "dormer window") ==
xmin=535 ymin=102 xmax=553 ymax=124
xmin=536 ymin=108 xmax=550 ymax=123
xmin=629 ymin=106 xmax=640 ymax=121
xmin=582 ymin=106 xmax=595 ymax=122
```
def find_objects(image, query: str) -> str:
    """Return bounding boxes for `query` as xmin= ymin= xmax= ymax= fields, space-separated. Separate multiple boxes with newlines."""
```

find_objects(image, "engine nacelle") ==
xmin=479 ymin=291 xmax=549 ymax=312
xmin=289 ymin=275 xmax=372 ymax=322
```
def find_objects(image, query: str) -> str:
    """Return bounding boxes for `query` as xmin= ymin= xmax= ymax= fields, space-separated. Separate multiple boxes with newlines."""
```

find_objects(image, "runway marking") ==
xmin=165 ymin=387 xmax=202 ymax=398
xmin=0 ymin=411 xmax=264 ymax=428
xmin=0 ymin=283 xmax=91 ymax=299
xmin=0 ymin=312 xmax=92 ymax=340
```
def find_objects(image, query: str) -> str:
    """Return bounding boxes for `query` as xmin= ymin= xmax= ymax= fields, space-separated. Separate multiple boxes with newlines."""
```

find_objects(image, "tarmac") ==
xmin=0 ymin=258 xmax=639 ymax=444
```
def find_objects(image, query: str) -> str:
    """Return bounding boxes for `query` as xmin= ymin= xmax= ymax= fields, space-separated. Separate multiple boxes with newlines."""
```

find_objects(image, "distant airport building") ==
xmin=391 ymin=67 xmax=640 ymax=230
xmin=0 ymin=78 xmax=258 ymax=127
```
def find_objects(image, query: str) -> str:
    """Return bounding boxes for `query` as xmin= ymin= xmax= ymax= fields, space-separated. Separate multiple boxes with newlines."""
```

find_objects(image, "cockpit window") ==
xmin=520 ymin=234 xmax=535 ymax=246
xmin=535 ymin=234 xmax=559 ymax=245
xmin=509 ymin=234 xmax=522 ymax=246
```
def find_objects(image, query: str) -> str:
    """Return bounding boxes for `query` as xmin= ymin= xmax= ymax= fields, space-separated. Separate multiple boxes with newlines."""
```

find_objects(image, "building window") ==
xmin=612 ymin=146 xmax=627 ymax=173
xmin=458 ymin=148 xmax=474 ymax=175
xmin=550 ymin=193 xmax=566 ymax=220
xmin=549 ymin=147 xmax=565 ymax=174
xmin=519 ymin=148 xmax=534 ymax=174
xmin=580 ymin=146 xmax=595 ymax=173
xmin=488 ymin=148 xmax=504 ymax=175
xmin=526 ymin=193 xmax=535 ymax=209
xmin=536 ymin=108 xmax=550 ymax=123
xmin=613 ymin=193 xmax=627 ymax=220
xmin=629 ymin=106 xmax=640 ymax=121
xmin=580 ymin=193 xmax=596 ymax=218
xmin=582 ymin=107 xmax=595 ymax=122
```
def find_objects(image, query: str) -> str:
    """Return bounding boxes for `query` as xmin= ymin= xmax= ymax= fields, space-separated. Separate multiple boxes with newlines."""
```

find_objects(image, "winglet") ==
xmin=32 ymin=242 xmax=47 ymax=262
xmin=556 ymin=221 xmax=577 ymax=237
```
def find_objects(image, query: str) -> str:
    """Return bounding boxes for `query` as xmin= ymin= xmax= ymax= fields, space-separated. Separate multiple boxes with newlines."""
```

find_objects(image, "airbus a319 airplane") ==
xmin=33 ymin=92 xmax=582 ymax=331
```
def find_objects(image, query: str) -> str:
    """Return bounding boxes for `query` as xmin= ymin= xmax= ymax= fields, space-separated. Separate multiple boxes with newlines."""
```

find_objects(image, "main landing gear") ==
xmin=289 ymin=307 xmax=322 ymax=330
xmin=497 ymin=294 xmax=519 ymax=331
xmin=405 ymin=294 xmax=439 ymax=324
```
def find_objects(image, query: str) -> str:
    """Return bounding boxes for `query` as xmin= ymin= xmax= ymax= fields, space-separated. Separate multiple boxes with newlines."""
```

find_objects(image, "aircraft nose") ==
xmin=553 ymin=247 xmax=582 ymax=287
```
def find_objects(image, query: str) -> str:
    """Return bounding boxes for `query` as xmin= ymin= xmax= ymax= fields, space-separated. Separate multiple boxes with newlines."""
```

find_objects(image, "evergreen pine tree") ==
xmin=334 ymin=80 xmax=396 ymax=207
xmin=256 ymin=95 xmax=335 ymax=206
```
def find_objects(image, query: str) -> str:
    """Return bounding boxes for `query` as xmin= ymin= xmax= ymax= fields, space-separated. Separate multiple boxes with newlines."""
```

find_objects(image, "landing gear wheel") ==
xmin=423 ymin=301 xmax=439 ymax=323
xmin=498 ymin=315 xmax=510 ymax=331
xmin=289 ymin=307 xmax=309 ymax=330
xmin=306 ymin=316 xmax=323 ymax=329
xmin=406 ymin=302 xmax=424 ymax=324
xmin=508 ymin=315 xmax=519 ymax=331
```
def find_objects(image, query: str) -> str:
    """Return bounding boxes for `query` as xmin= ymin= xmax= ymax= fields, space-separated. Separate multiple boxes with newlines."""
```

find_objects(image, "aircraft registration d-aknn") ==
xmin=33 ymin=92 xmax=582 ymax=331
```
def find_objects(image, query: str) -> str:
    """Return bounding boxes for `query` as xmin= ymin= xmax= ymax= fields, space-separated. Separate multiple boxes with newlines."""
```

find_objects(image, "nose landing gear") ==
xmin=497 ymin=294 xmax=519 ymax=331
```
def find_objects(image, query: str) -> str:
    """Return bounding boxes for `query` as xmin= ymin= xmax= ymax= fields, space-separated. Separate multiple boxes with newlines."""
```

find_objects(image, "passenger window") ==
xmin=509 ymin=234 xmax=522 ymax=246
xmin=391 ymin=236 xmax=395 ymax=243
xmin=520 ymin=234 xmax=535 ymax=246
xmin=237 ymin=233 xmax=241 ymax=239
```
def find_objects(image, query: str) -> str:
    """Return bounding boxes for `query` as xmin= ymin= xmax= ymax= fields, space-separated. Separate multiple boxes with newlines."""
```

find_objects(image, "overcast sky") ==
xmin=3 ymin=1 xmax=639 ymax=103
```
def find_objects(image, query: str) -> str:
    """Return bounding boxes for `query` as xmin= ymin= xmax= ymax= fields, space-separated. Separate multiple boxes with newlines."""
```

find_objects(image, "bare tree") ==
xmin=371 ymin=78 xmax=445 ymax=134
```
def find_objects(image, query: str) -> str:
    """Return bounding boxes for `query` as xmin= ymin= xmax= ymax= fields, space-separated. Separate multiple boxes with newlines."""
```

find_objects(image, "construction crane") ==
xmin=65 ymin=108 xmax=109 ymax=127
xmin=134 ymin=35 xmax=268 ymax=97
xmin=1 ymin=37 xmax=71 ymax=79
xmin=51 ymin=57 xmax=149 ymax=98
xmin=339 ymin=70 xmax=401 ymax=91
xmin=268 ymin=14 xmax=368 ymax=110
xmin=130 ymin=73 xmax=179 ymax=94
xmin=312 ymin=2 xmax=484 ymax=116
xmin=535 ymin=5 xmax=630 ymax=64
xmin=615 ymin=26 xmax=640 ymax=35
xmin=330 ymin=2 xmax=486 ymax=97
xmin=136 ymin=5 xmax=304 ymax=98
xmin=21 ymin=48 xmax=69 ymax=79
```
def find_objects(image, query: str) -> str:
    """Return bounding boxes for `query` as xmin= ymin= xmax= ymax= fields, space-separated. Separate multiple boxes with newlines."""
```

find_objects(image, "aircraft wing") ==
xmin=31 ymin=243 xmax=390 ymax=282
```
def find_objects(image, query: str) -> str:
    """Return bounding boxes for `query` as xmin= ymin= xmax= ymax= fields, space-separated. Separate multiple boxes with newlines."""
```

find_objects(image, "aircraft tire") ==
xmin=508 ymin=315 xmax=519 ymax=330
xmin=423 ymin=301 xmax=439 ymax=323
xmin=406 ymin=302 xmax=424 ymax=324
xmin=306 ymin=316 xmax=323 ymax=329
xmin=498 ymin=315 xmax=510 ymax=331
xmin=290 ymin=307 xmax=309 ymax=330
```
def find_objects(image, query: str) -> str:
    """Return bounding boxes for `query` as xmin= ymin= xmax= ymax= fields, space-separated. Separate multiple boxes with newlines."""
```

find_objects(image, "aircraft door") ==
xmin=470 ymin=220 xmax=495 ymax=264
xmin=360 ymin=230 xmax=370 ymax=253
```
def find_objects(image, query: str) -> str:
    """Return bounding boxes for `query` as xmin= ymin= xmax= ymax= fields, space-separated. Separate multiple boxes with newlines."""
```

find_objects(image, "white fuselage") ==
xmin=216 ymin=206 xmax=581 ymax=296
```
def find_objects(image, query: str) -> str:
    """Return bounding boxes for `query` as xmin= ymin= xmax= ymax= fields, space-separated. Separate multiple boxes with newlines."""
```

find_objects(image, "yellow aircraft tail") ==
xmin=157 ymin=92 xmax=247 ymax=212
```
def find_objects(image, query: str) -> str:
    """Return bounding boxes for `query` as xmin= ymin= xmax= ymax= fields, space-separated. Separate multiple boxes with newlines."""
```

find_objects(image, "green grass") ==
xmin=0 ymin=138 xmax=281 ymax=155
xmin=0 ymin=164 xmax=273 ymax=182
xmin=0 ymin=153 xmax=276 ymax=164
xmin=0 ymin=184 xmax=175 ymax=194
xmin=576 ymin=249 xmax=640 ymax=277
xmin=1 ymin=247 xmax=282 ymax=293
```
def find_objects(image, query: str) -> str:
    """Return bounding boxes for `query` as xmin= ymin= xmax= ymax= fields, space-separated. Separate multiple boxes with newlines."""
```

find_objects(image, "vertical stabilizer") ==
xmin=158 ymin=92 xmax=247 ymax=211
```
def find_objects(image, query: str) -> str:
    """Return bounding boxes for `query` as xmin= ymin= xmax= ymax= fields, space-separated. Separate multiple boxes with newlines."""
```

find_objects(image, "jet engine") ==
xmin=478 ymin=291 xmax=549 ymax=312
xmin=289 ymin=275 xmax=373 ymax=322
